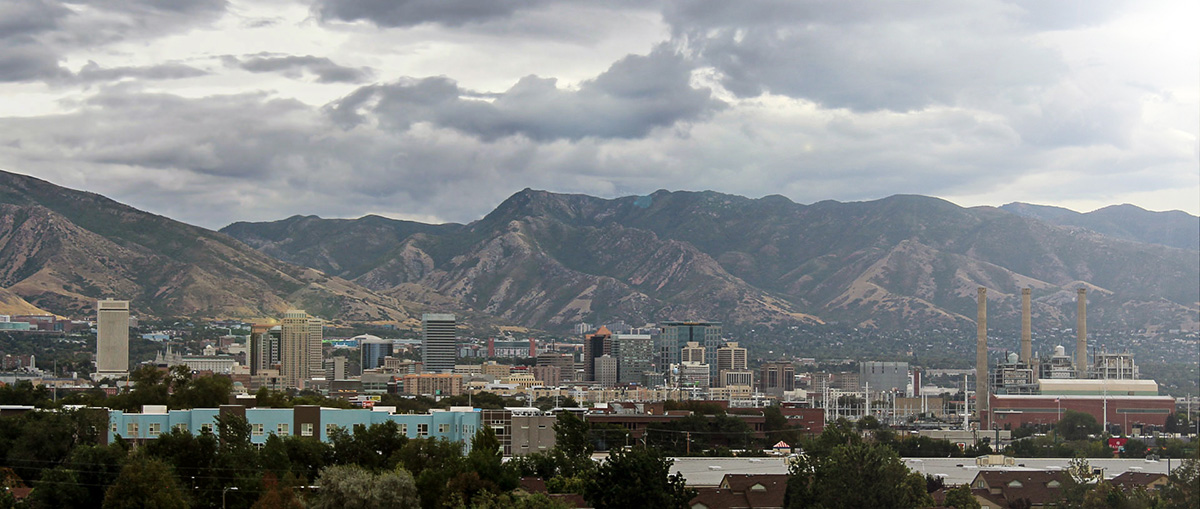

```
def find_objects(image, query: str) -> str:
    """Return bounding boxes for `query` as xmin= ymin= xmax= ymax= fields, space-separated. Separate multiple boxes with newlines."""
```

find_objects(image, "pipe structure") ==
xmin=1076 ymin=288 xmax=1087 ymax=377
xmin=1021 ymin=288 xmax=1032 ymax=363
xmin=976 ymin=287 xmax=988 ymax=419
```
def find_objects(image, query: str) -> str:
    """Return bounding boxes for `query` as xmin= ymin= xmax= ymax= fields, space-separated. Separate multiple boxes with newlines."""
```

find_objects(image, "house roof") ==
xmin=691 ymin=474 xmax=787 ymax=509
xmin=1110 ymin=471 xmax=1167 ymax=491
xmin=971 ymin=470 xmax=1069 ymax=506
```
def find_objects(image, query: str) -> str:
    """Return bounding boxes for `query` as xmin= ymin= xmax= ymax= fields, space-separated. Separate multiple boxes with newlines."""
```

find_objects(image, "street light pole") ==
xmin=223 ymin=486 xmax=238 ymax=509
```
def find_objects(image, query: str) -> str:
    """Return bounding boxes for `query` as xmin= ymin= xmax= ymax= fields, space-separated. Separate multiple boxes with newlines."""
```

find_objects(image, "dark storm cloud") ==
xmin=223 ymin=54 xmax=373 ymax=83
xmin=313 ymin=0 xmax=549 ymax=28
xmin=0 ymin=0 xmax=229 ymax=83
xmin=330 ymin=46 xmax=721 ymax=141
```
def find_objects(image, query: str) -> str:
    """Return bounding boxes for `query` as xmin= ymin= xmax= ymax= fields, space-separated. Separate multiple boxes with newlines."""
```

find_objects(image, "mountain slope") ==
xmin=0 ymin=170 xmax=409 ymax=322
xmin=223 ymin=189 xmax=1200 ymax=332
xmin=1000 ymin=202 xmax=1199 ymax=251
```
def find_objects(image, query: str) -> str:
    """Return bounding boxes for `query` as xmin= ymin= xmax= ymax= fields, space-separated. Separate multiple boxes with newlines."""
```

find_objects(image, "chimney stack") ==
xmin=976 ymin=287 xmax=988 ymax=418
xmin=1076 ymin=288 xmax=1087 ymax=377
xmin=1021 ymin=288 xmax=1032 ymax=364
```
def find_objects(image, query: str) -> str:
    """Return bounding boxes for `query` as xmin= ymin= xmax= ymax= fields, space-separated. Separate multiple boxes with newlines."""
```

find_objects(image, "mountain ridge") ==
xmin=222 ymin=188 xmax=1200 ymax=332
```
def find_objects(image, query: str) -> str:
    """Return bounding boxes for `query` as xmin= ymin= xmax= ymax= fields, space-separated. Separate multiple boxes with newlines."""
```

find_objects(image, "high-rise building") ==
xmin=716 ymin=341 xmax=748 ymax=386
xmin=95 ymin=299 xmax=130 ymax=379
xmin=359 ymin=336 xmax=394 ymax=370
xmin=681 ymin=341 xmax=706 ymax=364
xmin=659 ymin=321 xmax=722 ymax=382
xmin=281 ymin=310 xmax=318 ymax=389
xmin=583 ymin=326 xmax=612 ymax=381
xmin=307 ymin=317 xmax=324 ymax=378
xmin=250 ymin=324 xmax=281 ymax=376
xmin=594 ymin=355 xmax=618 ymax=387
xmin=614 ymin=333 xmax=653 ymax=385
xmin=422 ymin=314 xmax=457 ymax=374
xmin=760 ymin=361 xmax=796 ymax=397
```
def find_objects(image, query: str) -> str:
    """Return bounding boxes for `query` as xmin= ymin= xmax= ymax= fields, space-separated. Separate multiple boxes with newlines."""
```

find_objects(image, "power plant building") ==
xmin=981 ymin=287 xmax=1172 ymax=431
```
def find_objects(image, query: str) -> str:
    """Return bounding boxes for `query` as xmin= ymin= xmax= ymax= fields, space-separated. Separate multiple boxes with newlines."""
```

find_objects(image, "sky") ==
xmin=0 ymin=0 xmax=1196 ymax=229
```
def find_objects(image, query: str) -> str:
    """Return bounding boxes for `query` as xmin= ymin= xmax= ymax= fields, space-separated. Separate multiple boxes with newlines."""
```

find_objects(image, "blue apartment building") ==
xmin=107 ymin=405 xmax=482 ymax=452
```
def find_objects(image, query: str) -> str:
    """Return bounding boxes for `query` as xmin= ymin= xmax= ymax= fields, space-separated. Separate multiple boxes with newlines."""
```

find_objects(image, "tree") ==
xmin=310 ymin=464 xmax=419 ymax=509
xmin=553 ymin=412 xmax=593 ymax=459
xmin=1159 ymin=458 xmax=1199 ymax=509
xmin=102 ymin=454 xmax=189 ymax=509
xmin=466 ymin=427 xmax=517 ymax=492
xmin=252 ymin=472 xmax=303 ymax=509
xmin=1058 ymin=411 xmax=1102 ymax=441
xmin=785 ymin=438 xmax=932 ymax=509
xmin=584 ymin=446 xmax=695 ymax=509
xmin=943 ymin=484 xmax=980 ymax=509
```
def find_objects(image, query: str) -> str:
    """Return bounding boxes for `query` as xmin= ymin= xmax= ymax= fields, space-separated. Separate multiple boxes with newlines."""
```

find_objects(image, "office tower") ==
xmin=716 ymin=342 xmax=747 ymax=372
xmin=249 ymin=324 xmax=281 ymax=375
xmin=360 ymin=336 xmax=394 ymax=370
xmin=594 ymin=355 xmax=618 ymax=387
xmin=536 ymin=353 xmax=575 ymax=384
xmin=681 ymin=341 xmax=706 ymax=364
xmin=281 ymin=310 xmax=313 ymax=388
xmin=308 ymin=317 xmax=324 ymax=377
xmin=760 ymin=361 xmax=795 ymax=397
xmin=716 ymin=342 xmax=748 ymax=387
xmin=583 ymin=326 xmax=611 ymax=381
xmin=659 ymin=321 xmax=722 ymax=382
xmin=615 ymin=334 xmax=653 ymax=384
xmin=422 ymin=313 xmax=457 ymax=374
xmin=95 ymin=299 xmax=130 ymax=378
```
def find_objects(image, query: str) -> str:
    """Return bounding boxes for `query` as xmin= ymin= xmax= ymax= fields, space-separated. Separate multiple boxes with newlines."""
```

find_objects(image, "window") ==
xmin=1047 ymin=481 xmax=1061 ymax=488
xmin=252 ymin=423 xmax=264 ymax=436
xmin=1007 ymin=481 xmax=1023 ymax=488
xmin=400 ymin=424 xmax=408 ymax=435
xmin=301 ymin=423 xmax=313 ymax=437
xmin=418 ymin=424 xmax=429 ymax=437
xmin=174 ymin=423 xmax=189 ymax=433
xmin=126 ymin=423 xmax=139 ymax=436
xmin=277 ymin=423 xmax=290 ymax=436
xmin=148 ymin=423 xmax=161 ymax=437
xmin=326 ymin=424 xmax=340 ymax=437
xmin=439 ymin=424 xmax=449 ymax=434
xmin=111 ymin=422 xmax=118 ymax=434
xmin=200 ymin=423 xmax=214 ymax=434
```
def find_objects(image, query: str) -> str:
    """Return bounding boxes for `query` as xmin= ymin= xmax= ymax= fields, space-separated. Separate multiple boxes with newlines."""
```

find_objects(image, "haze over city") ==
xmin=0 ymin=0 xmax=1196 ymax=229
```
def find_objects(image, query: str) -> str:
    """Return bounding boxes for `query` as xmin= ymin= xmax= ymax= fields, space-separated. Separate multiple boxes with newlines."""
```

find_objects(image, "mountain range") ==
xmin=224 ymin=188 xmax=1199 ymax=332
xmin=0 ymin=171 xmax=409 ymax=322
xmin=0 ymin=169 xmax=1196 ymax=333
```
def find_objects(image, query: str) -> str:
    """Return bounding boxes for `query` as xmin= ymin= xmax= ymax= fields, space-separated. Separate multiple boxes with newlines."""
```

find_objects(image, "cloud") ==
xmin=664 ymin=0 xmax=1068 ymax=112
xmin=313 ymin=0 xmax=551 ymax=28
xmin=330 ymin=45 xmax=721 ymax=141
xmin=222 ymin=54 xmax=373 ymax=83
xmin=73 ymin=61 xmax=208 ymax=83
xmin=0 ymin=0 xmax=230 ymax=83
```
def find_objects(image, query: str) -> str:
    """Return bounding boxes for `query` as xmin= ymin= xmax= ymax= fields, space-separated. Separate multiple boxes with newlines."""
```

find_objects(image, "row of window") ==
xmin=116 ymin=421 xmax=476 ymax=438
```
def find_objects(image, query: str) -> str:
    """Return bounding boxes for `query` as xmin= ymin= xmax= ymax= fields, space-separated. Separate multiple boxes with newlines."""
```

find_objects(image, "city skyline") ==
xmin=0 ymin=0 xmax=1195 ymax=230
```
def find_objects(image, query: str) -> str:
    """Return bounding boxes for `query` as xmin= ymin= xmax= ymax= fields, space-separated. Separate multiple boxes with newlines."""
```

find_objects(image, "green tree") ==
xmin=102 ymin=454 xmax=190 ymax=509
xmin=466 ymin=427 xmax=518 ymax=492
xmin=310 ymin=464 xmax=420 ymax=509
xmin=554 ymin=412 xmax=593 ymax=459
xmin=584 ymin=446 xmax=695 ymax=509
xmin=943 ymin=484 xmax=980 ymax=509
xmin=27 ymin=467 xmax=89 ymax=509
xmin=1058 ymin=411 xmax=1102 ymax=441
xmin=1159 ymin=458 xmax=1199 ymax=509
xmin=785 ymin=439 xmax=932 ymax=509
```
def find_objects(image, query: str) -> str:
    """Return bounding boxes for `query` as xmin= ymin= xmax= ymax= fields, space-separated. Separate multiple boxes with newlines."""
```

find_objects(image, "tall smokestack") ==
xmin=1076 ymin=288 xmax=1087 ymax=377
xmin=1021 ymin=288 xmax=1032 ymax=363
xmin=976 ymin=287 xmax=988 ymax=418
